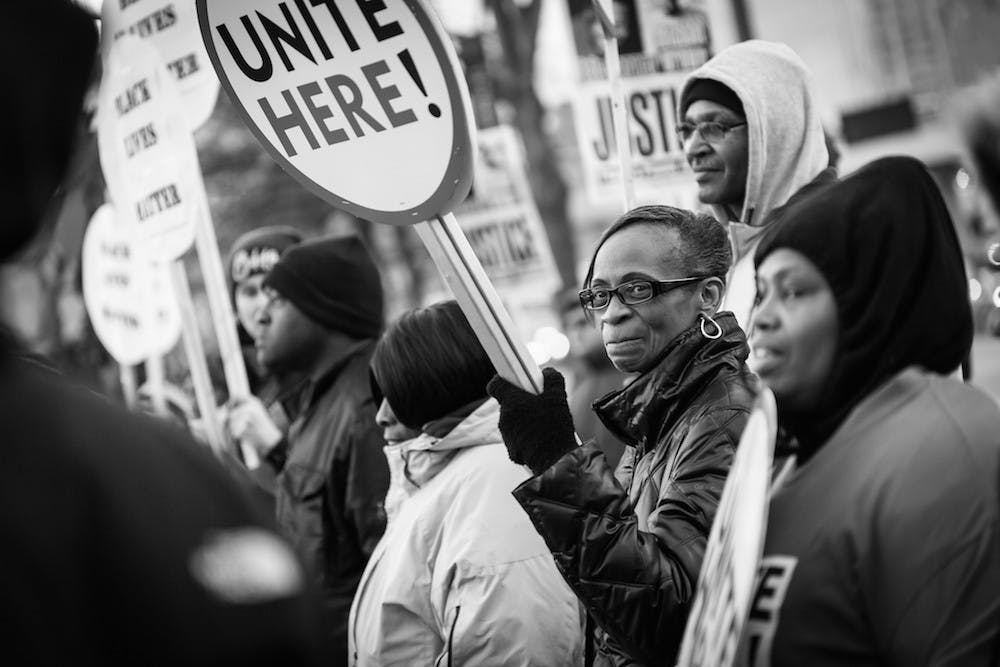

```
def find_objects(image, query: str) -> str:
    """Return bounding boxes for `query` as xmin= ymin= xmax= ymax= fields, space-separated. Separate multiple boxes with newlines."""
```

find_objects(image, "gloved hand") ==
xmin=224 ymin=396 xmax=283 ymax=457
xmin=487 ymin=367 xmax=577 ymax=475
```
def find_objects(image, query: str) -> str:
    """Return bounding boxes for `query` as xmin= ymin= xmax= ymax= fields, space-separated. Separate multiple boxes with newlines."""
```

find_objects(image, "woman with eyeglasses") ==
xmin=487 ymin=205 xmax=758 ymax=666
xmin=744 ymin=156 xmax=1000 ymax=665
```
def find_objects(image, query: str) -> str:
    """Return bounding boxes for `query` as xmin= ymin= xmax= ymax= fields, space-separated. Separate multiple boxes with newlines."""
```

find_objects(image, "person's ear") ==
xmin=698 ymin=276 xmax=725 ymax=314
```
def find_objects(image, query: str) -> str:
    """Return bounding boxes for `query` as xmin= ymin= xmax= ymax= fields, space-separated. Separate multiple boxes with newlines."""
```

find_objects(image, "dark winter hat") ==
xmin=263 ymin=235 xmax=384 ymax=339
xmin=754 ymin=155 xmax=972 ymax=454
xmin=227 ymin=226 xmax=303 ymax=299
xmin=370 ymin=300 xmax=496 ymax=430
xmin=679 ymin=78 xmax=745 ymax=118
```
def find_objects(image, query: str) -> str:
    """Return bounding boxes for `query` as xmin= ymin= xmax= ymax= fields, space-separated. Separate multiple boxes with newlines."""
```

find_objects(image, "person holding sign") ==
xmin=745 ymin=156 xmax=1000 ymax=666
xmin=678 ymin=40 xmax=835 ymax=332
xmin=488 ymin=205 xmax=758 ymax=666
xmin=350 ymin=300 xmax=583 ymax=666
xmin=226 ymin=235 xmax=390 ymax=665
xmin=0 ymin=2 xmax=328 ymax=664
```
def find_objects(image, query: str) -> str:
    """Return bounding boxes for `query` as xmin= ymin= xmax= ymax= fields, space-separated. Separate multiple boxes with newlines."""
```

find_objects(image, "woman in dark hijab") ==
xmin=745 ymin=155 xmax=1000 ymax=665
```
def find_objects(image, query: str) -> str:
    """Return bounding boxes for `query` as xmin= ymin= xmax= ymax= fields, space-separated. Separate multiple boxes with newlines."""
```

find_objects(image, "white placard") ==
xmin=102 ymin=0 xmax=221 ymax=128
xmin=197 ymin=0 xmax=474 ymax=224
xmin=97 ymin=36 xmax=198 ymax=261
xmin=677 ymin=388 xmax=777 ymax=667
xmin=82 ymin=204 xmax=182 ymax=365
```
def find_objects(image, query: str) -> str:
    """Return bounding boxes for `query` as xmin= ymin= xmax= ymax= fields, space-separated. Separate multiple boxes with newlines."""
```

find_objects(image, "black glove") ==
xmin=487 ymin=367 xmax=577 ymax=475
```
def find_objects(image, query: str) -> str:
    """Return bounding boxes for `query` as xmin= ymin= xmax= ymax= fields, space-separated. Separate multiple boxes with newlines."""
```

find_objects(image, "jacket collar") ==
xmin=593 ymin=312 xmax=748 ymax=452
xmin=298 ymin=338 xmax=375 ymax=412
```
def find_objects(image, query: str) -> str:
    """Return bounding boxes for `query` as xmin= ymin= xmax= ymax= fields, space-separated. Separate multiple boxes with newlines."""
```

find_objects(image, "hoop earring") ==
xmin=700 ymin=313 xmax=723 ymax=340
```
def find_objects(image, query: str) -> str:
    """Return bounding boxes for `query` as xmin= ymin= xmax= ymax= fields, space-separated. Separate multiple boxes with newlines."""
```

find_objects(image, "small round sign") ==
xmin=196 ymin=0 xmax=475 ymax=225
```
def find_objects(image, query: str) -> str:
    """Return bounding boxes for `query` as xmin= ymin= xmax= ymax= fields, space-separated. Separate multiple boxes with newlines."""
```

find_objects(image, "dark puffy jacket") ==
xmin=513 ymin=312 xmax=757 ymax=666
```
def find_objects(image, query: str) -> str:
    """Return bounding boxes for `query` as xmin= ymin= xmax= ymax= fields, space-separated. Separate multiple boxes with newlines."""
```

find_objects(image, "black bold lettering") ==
xmin=258 ymin=3 xmax=316 ymax=73
xmin=297 ymin=81 xmax=348 ymax=145
xmin=324 ymin=74 xmax=385 ymax=137
xmin=217 ymin=16 xmax=273 ymax=83
xmin=593 ymin=97 xmax=612 ymax=161
xmin=310 ymin=0 xmax=359 ymax=52
xmin=650 ymin=89 xmax=674 ymax=152
xmin=259 ymin=90 xmax=319 ymax=157
xmin=630 ymin=92 xmax=653 ymax=156
xmin=362 ymin=59 xmax=416 ymax=128
xmin=293 ymin=0 xmax=332 ymax=60
xmin=154 ymin=5 xmax=177 ymax=31
xmin=356 ymin=0 xmax=403 ymax=41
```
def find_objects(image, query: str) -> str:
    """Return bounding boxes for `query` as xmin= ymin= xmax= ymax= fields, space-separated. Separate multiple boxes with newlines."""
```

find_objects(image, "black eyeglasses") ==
xmin=579 ymin=277 xmax=707 ymax=311
xmin=675 ymin=120 xmax=746 ymax=144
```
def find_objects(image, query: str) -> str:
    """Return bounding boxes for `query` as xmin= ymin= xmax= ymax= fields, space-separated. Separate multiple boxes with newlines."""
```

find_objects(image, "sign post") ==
xmin=676 ymin=388 xmax=778 ymax=667
xmin=197 ymin=0 xmax=543 ymax=393
xmin=592 ymin=0 xmax=636 ymax=211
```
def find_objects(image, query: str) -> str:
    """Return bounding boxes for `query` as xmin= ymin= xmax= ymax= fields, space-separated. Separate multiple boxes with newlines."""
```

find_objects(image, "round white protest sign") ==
xmin=102 ymin=0 xmax=221 ymax=128
xmin=83 ymin=204 xmax=182 ymax=365
xmin=97 ymin=36 xmax=199 ymax=261
xmin=677 ymin=388 xmax=778 ymax=667
xmin=197 ymin=0 xmax=475 ymax=225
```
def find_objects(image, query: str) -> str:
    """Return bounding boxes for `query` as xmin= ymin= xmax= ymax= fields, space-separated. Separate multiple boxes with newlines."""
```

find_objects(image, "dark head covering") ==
xmin=263 ymin=235 xmax=384 ymax=340
xmin=1 ymin=0 xmax=97 ymax=261
xmin=679 ymin=78 xmax=745 ymax=118
xmin=370 ymin=300 xmax=495 ymax=430
xmin=227 ymin=226 xmax=303 ymax=297
xmin=754 ymin=155 xmax=972 ymax=454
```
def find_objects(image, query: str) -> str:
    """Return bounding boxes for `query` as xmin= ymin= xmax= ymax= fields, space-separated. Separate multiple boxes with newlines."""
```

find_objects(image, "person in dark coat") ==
xmin=488 ymin=205 xmax=758 ymax=666
xmin=0 ymin=2 xmax=327 ymax=665
xmin=745 ymin=155 xmax=1000 ymax=665
xmin=226 ymin=235 xmax=391 ymax=666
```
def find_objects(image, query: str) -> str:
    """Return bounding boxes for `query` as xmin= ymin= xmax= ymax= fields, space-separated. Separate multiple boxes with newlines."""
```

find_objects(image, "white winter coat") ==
xmin=348 ymin=399 xmax=584 ymax=666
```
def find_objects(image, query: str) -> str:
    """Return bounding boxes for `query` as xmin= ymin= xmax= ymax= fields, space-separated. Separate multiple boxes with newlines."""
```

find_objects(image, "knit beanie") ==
xmin=679 ymin=78 xmax=745 ymax=118
xmin=227 ymin=226 xmax=303 ymax=300
xmin=263 ymin=235 xmax=384 ymax=339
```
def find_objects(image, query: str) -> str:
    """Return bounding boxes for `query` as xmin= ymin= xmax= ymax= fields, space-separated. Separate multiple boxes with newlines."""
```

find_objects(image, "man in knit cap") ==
xmin=226 ymin=234 xmax=390 ymax=666
xmin=678 ymin=40 xmax=836 ymax=330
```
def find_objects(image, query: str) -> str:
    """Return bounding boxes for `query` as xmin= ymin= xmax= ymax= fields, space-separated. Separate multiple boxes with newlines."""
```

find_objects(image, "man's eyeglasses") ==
xmin=579 ymin=277 xmax=707 ymax=311
xmin=675 ymin=120 xmax=746 ymax=144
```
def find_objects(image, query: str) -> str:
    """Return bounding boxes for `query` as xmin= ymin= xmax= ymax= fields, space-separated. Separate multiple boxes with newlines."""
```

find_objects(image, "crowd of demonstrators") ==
xmin=488 ymin=205 xmax=758 ymax=665
xmin=1 ymin=1 xmax=330 ymax=664
xmin=746 ymin=156 xmax=1000 ymax=665
xmin=555 ymin=287 xmax=627 ymax=468
xmin=678 ymin=39 xmax=834 ymax=330
xmin=224 ymin=236 xmax=391 ymax=665
xmin=350 ymin=300 xmax=584 ymax=666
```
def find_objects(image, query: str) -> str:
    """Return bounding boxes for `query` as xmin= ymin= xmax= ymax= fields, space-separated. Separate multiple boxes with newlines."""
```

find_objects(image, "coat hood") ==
xmin=383 ymin=399 xmax=502 ymax=511
xmin=680 ymin=40 xmax=829 ymax=258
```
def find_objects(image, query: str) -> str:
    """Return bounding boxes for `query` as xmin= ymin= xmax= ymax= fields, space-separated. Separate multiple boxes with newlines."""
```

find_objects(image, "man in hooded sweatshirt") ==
xmin=678 ymin=40 xmax=836 ymax=330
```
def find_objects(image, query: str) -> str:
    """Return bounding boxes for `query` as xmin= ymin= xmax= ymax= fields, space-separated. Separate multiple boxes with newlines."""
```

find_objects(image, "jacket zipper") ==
xmin=434 ymin=605 xmax=462 ymax=667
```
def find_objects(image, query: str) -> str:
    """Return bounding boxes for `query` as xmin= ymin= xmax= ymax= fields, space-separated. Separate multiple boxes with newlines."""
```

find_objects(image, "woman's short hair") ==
xmin=582 ymin=205 xmax=732 ymax=288
xmin=371 ymin=300 xmax=496 ymax=429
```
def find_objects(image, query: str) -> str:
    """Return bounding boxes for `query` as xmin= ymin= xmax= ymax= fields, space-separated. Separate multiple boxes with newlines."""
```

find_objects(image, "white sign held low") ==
xmin=677 ymin=388 xmax=778 ymax=667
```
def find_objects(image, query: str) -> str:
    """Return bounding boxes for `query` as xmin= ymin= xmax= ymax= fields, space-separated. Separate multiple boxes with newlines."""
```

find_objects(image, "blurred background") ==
xmin=7 ymin=0 xmax=1000 ymax=404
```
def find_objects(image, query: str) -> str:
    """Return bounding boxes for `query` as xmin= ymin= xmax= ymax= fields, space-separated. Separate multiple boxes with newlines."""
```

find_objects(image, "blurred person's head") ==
xmin=580 ymin=205 xmax=731 ymax=374
xmin=555 ymin=287 xmax=609 ymax=368
xmin=227 ymin=226 xmax=302 ymax=341
xmin=370 ymin=300 xmax=496 ymax=435
xmin=679 ymin=40 xmax=828 ymax=224
xmin=256 ymin=235 xmax=384 ymax=373
xmin=1 ymin=0 xmax=97 ymax=261
xmin=751 ymin=156 xmax=972 ymax=452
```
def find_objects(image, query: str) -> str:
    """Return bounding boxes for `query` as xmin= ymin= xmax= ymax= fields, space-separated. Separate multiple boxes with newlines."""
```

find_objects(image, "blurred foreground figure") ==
xmin=351 ymin=300 xmax=583 ymax=666
xmin=489 ymin=206 xmax=757 ymax=665
xmin=746 ymin=156 xmax=1000 ymax=665
xmin=0 ymin=2 xmax=327 ymax=665
xmin=679 ymin=40 xmax=834 ymax=330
